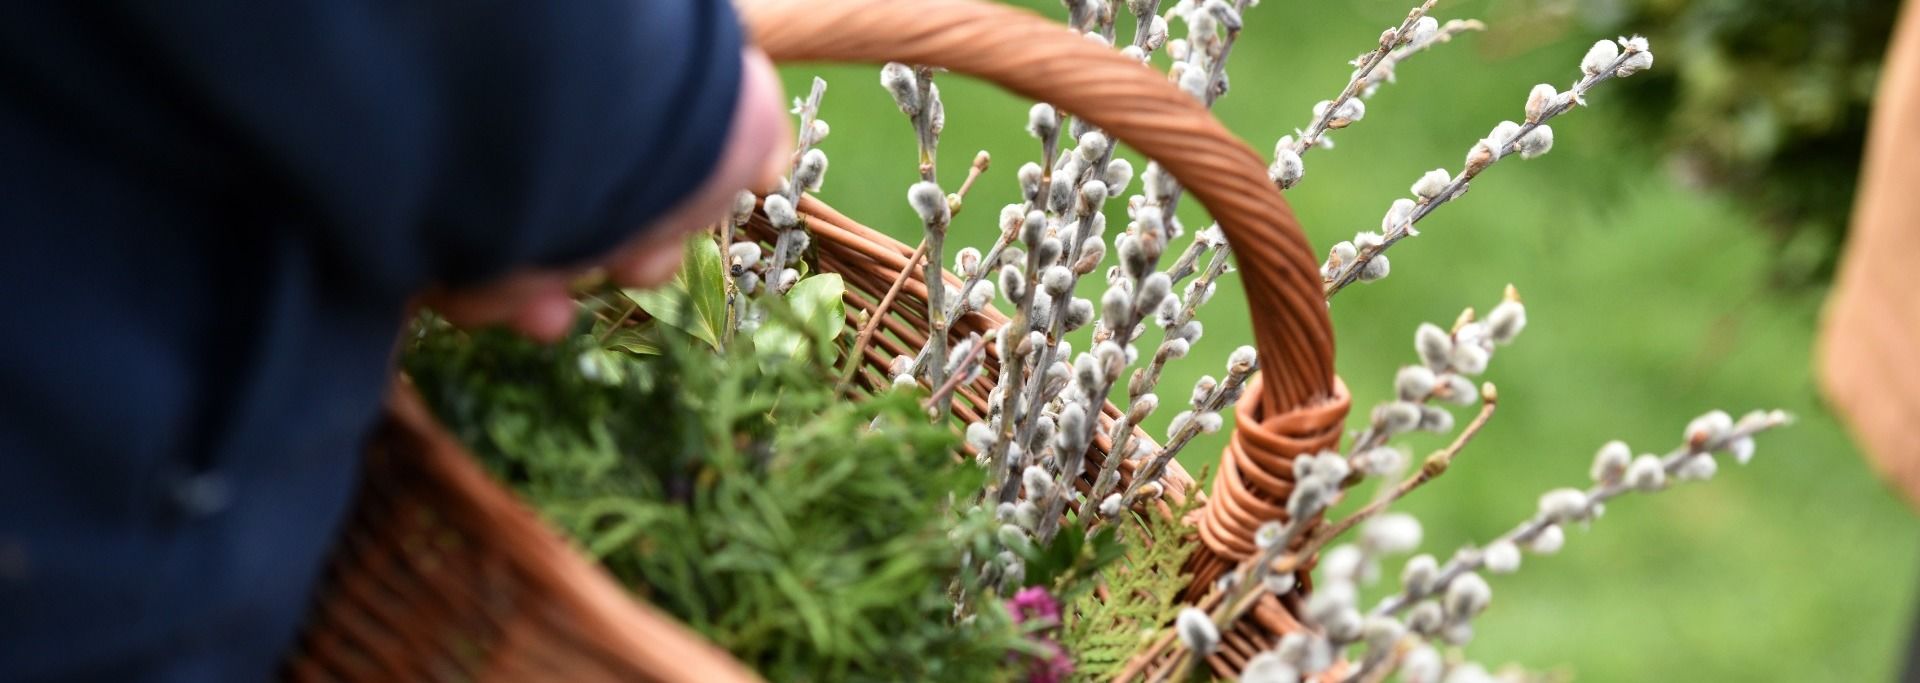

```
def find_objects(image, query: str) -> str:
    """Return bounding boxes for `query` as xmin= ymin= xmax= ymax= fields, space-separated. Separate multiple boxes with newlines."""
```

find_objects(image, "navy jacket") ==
xmin=0 ymin=2 xmax=742 ymax=680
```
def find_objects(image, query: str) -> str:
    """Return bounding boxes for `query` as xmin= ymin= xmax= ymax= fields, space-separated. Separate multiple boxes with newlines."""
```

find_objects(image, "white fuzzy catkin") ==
xmin=1395 ymin=365 xmax=1437 ymax=401
xmin=1022 ymin=465 xmax=1053 ymax=499
xmin=1026 ymin=102 xmax=1057 ymax=141
xmin=1728 ymin=436 xmax=1756 ymax=465
xmin=960 ymin=422 xmax=990 ymax=452
xmin=908 ymin=181 xmax=949 ymax=227
xmin=1488 ymin=120 xmax=1522 ymax=151
xmin=1102 ymin=158 xmax=1135 ymax=195
xmin=880 ymin=62 xmax=919 ymax=115
xmin=730 ymin=190 xmax=757 ymax=225
xmin=1411 ymin=168 xmax=1452 ymax=200
xmin=1358 ymin=254 xmax=1391 ymax=282
xmin=998 ymin=266 xmax=1027 ymax=302
xmin=1360 ymin=446 xmax=1407 ymax=476
xmin=1400 ymin=646 xmax=1444 ymax=683
xmin=1483 ymin=540 xmax=1522 ymax=574
xmin=1416 ymin=323 xmax=1453 ymax=369
xmin=1526 ymin=524 xmax=1566 ymax=554
xmin=794 ymin=148 xmax=829 ymax=191
xmin=1333 ymin=97 xmax=1365 ymax=122
xmin=728 ymin=242 xmax=762 ymax=270
xmin=1581 ymin=39 xmax=1621 ymax=77
xmin=1040 ymin=265 xmax=1073 ymax=297
xmin=1449 ymin=343 xmax=1490 ymax=376
xmin=1677 ymin=454 xmax=1718 ymax=482
xmin=1263 ymin=570 xmax=1297 ymax=595
xmin=1686 ymin=410 xmax=1734 ymax=446
xmin=1591 ymin=440 xmax=1632 ymax=484
xmin=1240 ymin=653 xmax=1301 ymax=683
xmin=1408 ymin=15 xmax=1439 ymax=44
xmin=1017 ymin=163 xmax=1044 ymax=203
xmin=1405 ymin=601 xmax=1444 ymax=635
xmin=1617 ymin=50 xmax=1654 ymax=77
xmin=1517 ymin=125 xmax=1554 ymax=159
xmin=1486 ymin=299 xmax=1528 ymax=344
xmin=1525 ymin=83 xmax=1559 ymax=122
xmin=1230 ymin=345 xmax=1258 ymax=372
xmin=1382 ymin=198 xmax=1416 ymax=233
xmin=1625 ymin=454 xmax=1668 ymax=491
xmin=1538 ymin=488 xmax=1590 ymax=523
xmin=763 ymin=193 xmax=798 ymax=229
xmin=1373 ymin=401 xmax=1422 ymax=436
xmin=1175 ymin=607 xmax=1219 ymax=655
xmin=1418 ymin=405 xmax=1454 ymax=433
xmin=1444 ymin=571 xmax=1492 ymax=619
xmin=1270 ymin=147 xmax=1305 ymax=187
xmin=1439 ymin=374 xmax=1478 ymax=405
xmin=1361 ymin=513 xmax=1423 ymax=555
xmin=1321 ymin=546 xmax=1365 ymax=584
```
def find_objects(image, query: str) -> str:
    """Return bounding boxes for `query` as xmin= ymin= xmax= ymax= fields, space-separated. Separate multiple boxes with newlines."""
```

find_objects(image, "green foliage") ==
xmin=404 ymin=240 xmax=1019 ymax=681
xmin=1060 ymin=502 xmax=1200 ymax=681
xmin=1018 ymin=523 xmax=1126 ymax=603
xmin=625 ymin=234 xmax=729 ymax=350
xmin=752 ymin=272 xmax=848 ymax=368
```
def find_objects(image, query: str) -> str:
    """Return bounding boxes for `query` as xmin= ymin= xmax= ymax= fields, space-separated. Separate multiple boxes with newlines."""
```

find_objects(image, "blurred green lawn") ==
xmin=773 ymin=0 xmax=1918 ymax=678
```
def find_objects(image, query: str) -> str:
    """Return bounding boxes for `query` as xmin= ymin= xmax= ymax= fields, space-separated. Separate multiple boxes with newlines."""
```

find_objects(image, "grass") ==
xmin=771 ymin=0 xmax=1917 ymax=678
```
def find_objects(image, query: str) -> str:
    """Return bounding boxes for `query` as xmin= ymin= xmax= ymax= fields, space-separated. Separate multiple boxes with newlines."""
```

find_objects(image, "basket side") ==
xmin=284 ymin=385 xmax=761 ymax=683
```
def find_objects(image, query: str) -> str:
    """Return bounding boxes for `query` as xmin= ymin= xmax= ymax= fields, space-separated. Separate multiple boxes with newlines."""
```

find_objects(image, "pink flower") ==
xmin=1004 ymin=587 xmax=1073 ymax=682
xmin=1008 ymin=586 xmax=1062 ymax=626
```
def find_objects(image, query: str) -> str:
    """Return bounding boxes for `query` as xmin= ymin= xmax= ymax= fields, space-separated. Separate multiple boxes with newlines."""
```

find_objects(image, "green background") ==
xmin=770 ymin=0 xmax=1917 ymax=678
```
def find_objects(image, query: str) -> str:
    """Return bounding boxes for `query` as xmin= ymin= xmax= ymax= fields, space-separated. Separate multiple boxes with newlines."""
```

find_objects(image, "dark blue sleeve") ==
xmin=114 ymin=0 xmax=746 ymax=288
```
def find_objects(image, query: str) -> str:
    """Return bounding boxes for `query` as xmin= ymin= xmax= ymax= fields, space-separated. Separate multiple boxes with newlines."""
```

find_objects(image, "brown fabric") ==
xmin=1818 ymin=0 xmax=1920 ymax=508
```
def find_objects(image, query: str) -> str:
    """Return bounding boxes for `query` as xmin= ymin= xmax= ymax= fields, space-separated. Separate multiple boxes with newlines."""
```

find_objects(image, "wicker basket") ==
xmin=284 ymin=0 xmax=1350 ymax=680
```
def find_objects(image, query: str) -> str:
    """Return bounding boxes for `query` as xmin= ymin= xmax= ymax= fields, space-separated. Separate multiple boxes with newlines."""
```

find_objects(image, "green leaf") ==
xmin=752 ymin=273 xmax=846 ymax=362
xmin=602 ymin=322 xmax=667 ymax=356
xmin=624 ymin=235 xmax=727 ymax=350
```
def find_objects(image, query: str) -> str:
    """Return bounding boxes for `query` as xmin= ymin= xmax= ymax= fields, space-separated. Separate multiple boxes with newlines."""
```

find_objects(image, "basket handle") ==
xmin=744 ymin=0 xmax=1337 ymax=411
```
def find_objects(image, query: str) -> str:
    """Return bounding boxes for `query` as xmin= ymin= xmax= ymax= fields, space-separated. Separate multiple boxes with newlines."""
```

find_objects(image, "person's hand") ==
xmin=424 ymin=47 xmax=790 ymax=341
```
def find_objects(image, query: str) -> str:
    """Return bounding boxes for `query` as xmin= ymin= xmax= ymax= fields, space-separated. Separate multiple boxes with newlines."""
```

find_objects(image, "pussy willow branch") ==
xmin=1299 ymin=387 xmax=1497 ymax=564
xmin=1342 ymin=363 xmax=1479 ymax=480
xmin=1127 ymin=384 xmax=1488 ymax=677
xmin=1161 ymin=4 xmax=1474 ymax=286
xmin=844 ymin=152 xmax=990 ymax=389
xmin=1324 ymin=49 xmax=1641 ymax=300
xmin=1012 ymin=195 xmax=1104 ymax=451
xmin=923 ymin=334 xmax=986 ymax=411
xmin=908 ymin=68 xmax=955 ymax=413
xmin=1369 ymin=414 xmax=1788 ymax=617
xmin=768 ymin=78 xmax=827 ymax=272
xmin=1119 ymin=356 xmax=1250 ymax=507
xmin=986 ymin=244 xmax=1044 ymax=504
xmin=1086 ymin=247 xmax=1232 ymax=514
xmin=1285 ymin=1 xmax=1436 ymax=158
